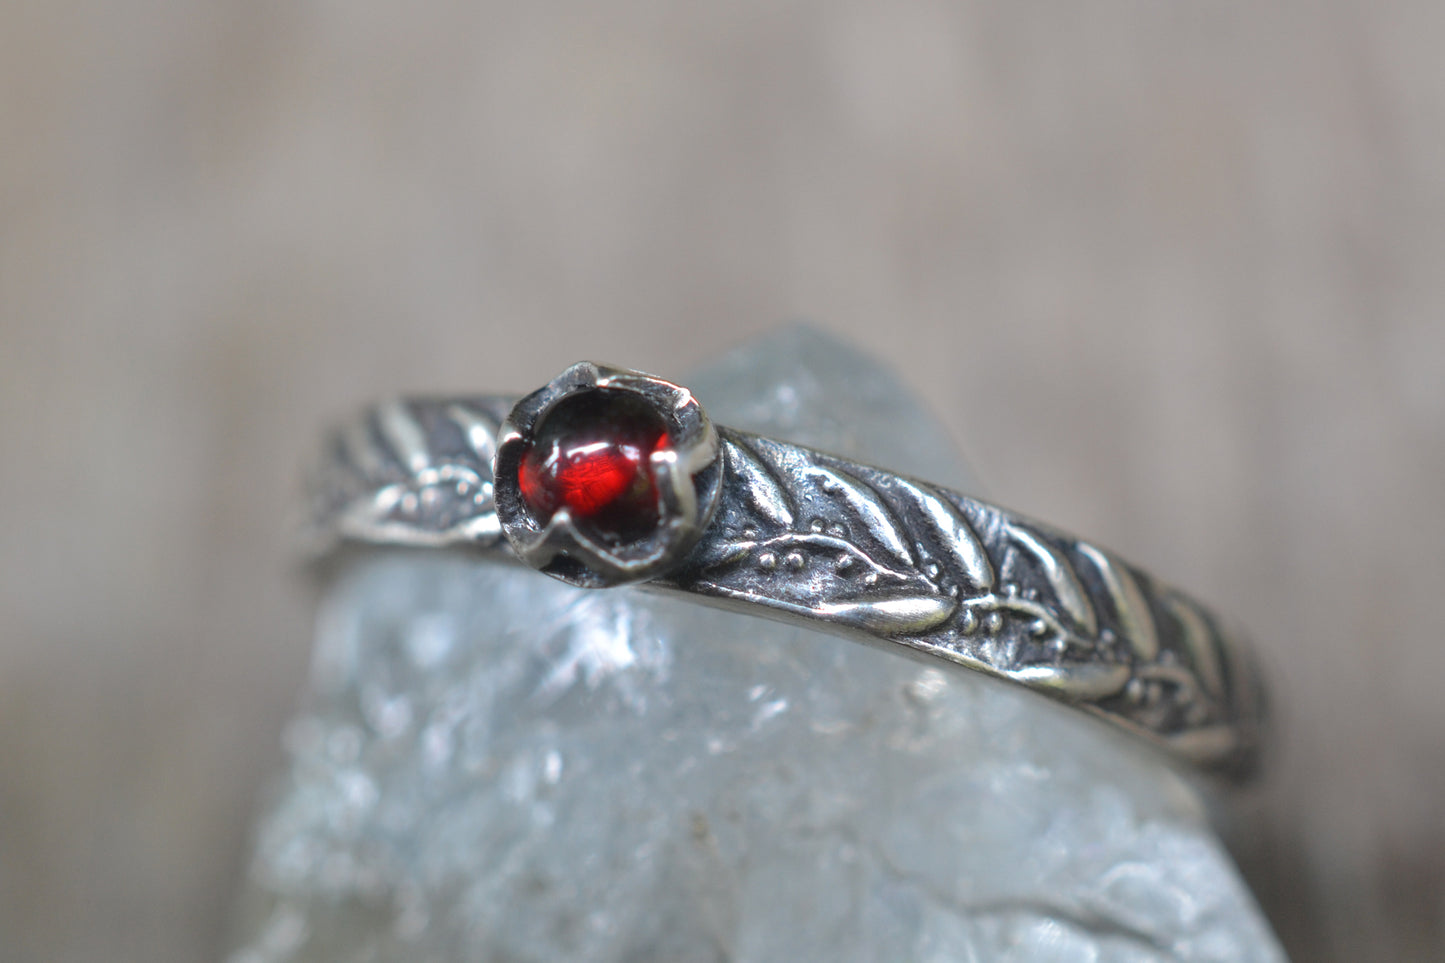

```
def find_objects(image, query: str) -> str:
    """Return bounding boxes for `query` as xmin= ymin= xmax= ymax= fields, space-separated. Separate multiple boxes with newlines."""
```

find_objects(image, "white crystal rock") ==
xmin=229 ymin=326 xmax=1285 ymax=962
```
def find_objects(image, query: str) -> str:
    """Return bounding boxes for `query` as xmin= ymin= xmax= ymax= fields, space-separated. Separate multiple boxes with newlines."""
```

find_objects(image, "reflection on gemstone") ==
xmin=518 ymin=388 xmax=670 ymax=545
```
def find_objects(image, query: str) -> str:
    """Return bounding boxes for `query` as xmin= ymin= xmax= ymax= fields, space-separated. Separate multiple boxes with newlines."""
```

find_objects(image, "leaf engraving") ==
xmin=890 ymin=479 xmax=995 ymax=591
xmin=335 ymin=461 xmax=500 ymax=547
xmin=1164 ymin=592 xmax=1225 ymax=700
xmin=378 ymin=401 xmax=431 ymax=473
xmin=817 ymin=595 xmax=957 ymax=636
xmin=1077 ymin=543 xmax=1160 ymax=661
xmin=1010 ymin=662 xmax=1132 ymax=700
xmin=725 ymin=438 xmax=794 ymax=527
xmin=691 ymin=537 xmax=754 ymax=570
xmin=1006 ymin=523 xmax=1097 ymax=636
xmin=698 ymin=531 xmax=914 ymax=582
xmin=447 ymin=403 xmax=498 ymax=465
xmin=805 ymin=465 xmax=913 ymax=566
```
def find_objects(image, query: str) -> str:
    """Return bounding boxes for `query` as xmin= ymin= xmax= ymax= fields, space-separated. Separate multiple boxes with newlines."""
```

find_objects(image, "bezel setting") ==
xmin=493 ymin=362 xmax=722 ymax=588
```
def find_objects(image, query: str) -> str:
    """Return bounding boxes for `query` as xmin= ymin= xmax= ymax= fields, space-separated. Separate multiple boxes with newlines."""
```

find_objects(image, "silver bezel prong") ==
xmin=492 ymin=362 xmax=723 ymax=588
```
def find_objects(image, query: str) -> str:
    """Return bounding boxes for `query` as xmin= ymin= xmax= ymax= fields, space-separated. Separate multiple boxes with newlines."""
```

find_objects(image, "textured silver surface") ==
xmin=229 ymin=329 xmax=1284 ymax=961
xmin=311 ymin=363 xmax=1264 ymax=773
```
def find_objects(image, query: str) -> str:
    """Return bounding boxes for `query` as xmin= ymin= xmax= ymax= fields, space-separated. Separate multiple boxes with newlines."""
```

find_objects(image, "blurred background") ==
xmin=2 ymin=1 xmax=1442 ymax=960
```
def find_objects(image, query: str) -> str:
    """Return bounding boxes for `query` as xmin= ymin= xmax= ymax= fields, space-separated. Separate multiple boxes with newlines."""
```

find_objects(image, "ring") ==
xmin=309 ymin=361 xmax=1266 ymax=775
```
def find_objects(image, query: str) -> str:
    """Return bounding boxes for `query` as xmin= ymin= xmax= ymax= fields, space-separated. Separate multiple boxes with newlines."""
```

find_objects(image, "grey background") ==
xmin=1 ymin=1 xmax=1441 ymax=960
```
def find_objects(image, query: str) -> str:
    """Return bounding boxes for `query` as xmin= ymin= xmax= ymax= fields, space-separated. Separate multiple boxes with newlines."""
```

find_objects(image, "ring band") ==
xmin=309 ymin=362 xmax=1266 ymax=775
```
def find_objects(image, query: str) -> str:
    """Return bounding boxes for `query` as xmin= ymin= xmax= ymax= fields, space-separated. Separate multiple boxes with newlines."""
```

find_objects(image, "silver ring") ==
xmin=309 ymin=361 xmax=1266 ymax=775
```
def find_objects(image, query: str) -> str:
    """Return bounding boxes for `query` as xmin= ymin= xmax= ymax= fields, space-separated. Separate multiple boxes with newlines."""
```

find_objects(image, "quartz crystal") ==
xmin=228 ymin=326 xmax=1285 ymax=962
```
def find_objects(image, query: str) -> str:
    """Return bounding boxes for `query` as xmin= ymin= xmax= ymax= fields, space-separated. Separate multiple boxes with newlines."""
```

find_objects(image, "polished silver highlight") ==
xmin=311 ymin=364 xmax=1266 ymax=774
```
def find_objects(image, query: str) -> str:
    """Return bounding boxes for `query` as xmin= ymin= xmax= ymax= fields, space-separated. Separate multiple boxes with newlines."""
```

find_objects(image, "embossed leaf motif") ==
xmin=690 ymin=537 xmax=754 ymax=570
xmin=888 ymin=478 xmax=995 ymax=592
xmin=377 ymin=400 xmax=432 ymax=473
xmin=446 ymin=402 xmax=499 ymax=464
xmin=321 ymin=401 xmax=505 ymax=548
xmin=817 ymin=595 xmax=957 ymax=636
xmin=698 ymin=441 xmax=960 ymax=639
xmin=1164 ymin=592 xmax=1225 ymax=700
xmin=1011 ymin=661 xmax=1132 ymax=700
xmin=332 ymin=473 xmax=501 ymax=546
xmin=1077 ymin=543 xmax=1160 ymax=661
xmin=805 ymin=465 xmax=914 ymax=567
xmin=697 ymin=435 xmax=1215 ymax=728
xmin=1006 ymin=523 xmax=1097 ymax=636
xmin=725 ymin=438 xmax=794 ymax=528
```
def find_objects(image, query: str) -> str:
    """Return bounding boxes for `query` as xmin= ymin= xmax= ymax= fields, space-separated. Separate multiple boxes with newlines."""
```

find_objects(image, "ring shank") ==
xmin=311 ymin=396 xmax=1265 ymax=776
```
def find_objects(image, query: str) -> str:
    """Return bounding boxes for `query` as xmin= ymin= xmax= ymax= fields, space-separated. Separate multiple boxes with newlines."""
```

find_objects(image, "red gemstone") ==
xmin=518 ymin=389 xmax=671 ymax=543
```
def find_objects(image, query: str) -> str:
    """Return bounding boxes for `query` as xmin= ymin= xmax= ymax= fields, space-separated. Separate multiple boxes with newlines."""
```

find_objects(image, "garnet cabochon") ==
xmin=517 ymin=389 xmax=672 ymax=544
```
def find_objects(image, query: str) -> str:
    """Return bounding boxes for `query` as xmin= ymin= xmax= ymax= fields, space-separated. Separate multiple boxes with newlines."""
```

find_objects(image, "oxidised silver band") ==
xmin=309 ymin=363 xmax=1266 ymax=776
